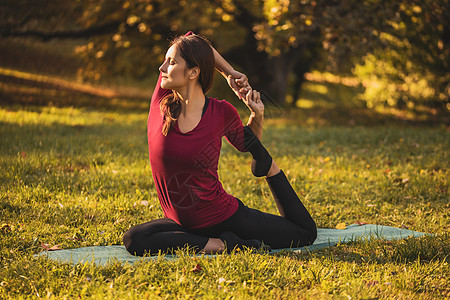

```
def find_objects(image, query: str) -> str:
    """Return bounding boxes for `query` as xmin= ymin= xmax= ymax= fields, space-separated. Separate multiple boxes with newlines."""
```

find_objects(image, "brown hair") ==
xmin=160 ymin=34 xmax=215 ymax=136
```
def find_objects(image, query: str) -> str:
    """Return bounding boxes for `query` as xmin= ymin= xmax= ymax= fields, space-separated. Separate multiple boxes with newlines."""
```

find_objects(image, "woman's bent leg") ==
xmin=123 ymin=218 xmax=209 ymax=256
xmin=266 ymin=170 xmax=317 ymax=243
xmin=223 ymin=203 xmax=314 ymax=249
xmin=265 ymin=170 xmax=317 ymax=244
xmin=196 ymin=198 xmax=314 ymax=249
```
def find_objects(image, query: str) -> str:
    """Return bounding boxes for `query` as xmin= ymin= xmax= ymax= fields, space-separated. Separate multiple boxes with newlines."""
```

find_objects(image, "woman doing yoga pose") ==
xmin=123 ymin=32 xmax=317 ymax=255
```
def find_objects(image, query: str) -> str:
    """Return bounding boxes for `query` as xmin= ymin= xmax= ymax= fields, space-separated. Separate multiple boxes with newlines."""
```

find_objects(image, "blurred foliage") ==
xmin=353 ymin=0 xmax=449 ymax=113
xmin=0 ymin=0 xmax=448 ymax=113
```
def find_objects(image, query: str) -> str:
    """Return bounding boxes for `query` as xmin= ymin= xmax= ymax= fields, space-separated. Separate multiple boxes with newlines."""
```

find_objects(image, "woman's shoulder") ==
xmin=207 ymin=97 xmax=241 ymax=124
xmin=208 ymin=97 xmax=237 ymax=112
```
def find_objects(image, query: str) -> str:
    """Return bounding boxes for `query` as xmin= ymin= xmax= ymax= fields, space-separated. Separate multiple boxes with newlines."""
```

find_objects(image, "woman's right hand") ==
xmin=227 ymin=70 xmax=251 ymax=100
xmin=243 ymin=89 xmax=264 ymax=117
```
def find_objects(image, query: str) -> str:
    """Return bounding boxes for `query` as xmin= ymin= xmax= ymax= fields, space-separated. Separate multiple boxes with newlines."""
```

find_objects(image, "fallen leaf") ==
xmin=335 ymin=222 xmax=347 ymax=230
xmin=355 ymin=220 xmax=368 ymax=226
xmin=190 ymin=263 xmax=202 ymax=273
xmin=41 ymin=243 xmax=62 ymax=251
xmin=365 ymin=280 xmax=379 ymax=287
xmin=49 ymin=245 xmax=62 ymax=251
xmin=1 ymin=223 xmax=11 ymax=233
xmin=114 ymin=218 xmax=125 ymax=224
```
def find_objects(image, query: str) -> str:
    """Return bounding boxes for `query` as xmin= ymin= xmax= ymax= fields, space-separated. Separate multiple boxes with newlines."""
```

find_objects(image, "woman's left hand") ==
xmin=227 ymin=70 xmax=251 ymax=100
xmin=243 ymin=89 xmax=264 ymax=116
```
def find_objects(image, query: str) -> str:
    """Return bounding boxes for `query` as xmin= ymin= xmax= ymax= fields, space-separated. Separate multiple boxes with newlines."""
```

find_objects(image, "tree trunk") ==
xmin=249 ymin=56 xmax=293 ymax=106
xmin=224 ymin=33 xmax=299 ymax=107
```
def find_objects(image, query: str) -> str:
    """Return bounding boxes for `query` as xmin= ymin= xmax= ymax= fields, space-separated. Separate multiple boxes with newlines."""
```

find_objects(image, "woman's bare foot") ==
xmin=202 ymin=238 xmax=225 ymax=254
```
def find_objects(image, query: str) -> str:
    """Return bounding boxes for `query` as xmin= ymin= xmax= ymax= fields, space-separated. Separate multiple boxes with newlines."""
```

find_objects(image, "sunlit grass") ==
xmin=0 ymin=104 xmax=449 ymax=299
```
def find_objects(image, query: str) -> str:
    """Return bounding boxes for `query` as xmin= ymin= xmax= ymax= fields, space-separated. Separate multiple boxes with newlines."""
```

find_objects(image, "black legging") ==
xmin=123 ymin=170 xmax=317 ymax=256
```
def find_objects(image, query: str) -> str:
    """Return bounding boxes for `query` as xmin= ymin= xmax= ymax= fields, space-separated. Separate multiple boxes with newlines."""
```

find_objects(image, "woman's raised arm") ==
xmin=211 ymin=45 xmax=265 ymax=139
xmin=211 ymin=46 xmax=250 ymax=100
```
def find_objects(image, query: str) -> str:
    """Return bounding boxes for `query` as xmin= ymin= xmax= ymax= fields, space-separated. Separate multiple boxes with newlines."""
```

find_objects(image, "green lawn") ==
xmin=0 ymin=104 xmax=449 ymax=299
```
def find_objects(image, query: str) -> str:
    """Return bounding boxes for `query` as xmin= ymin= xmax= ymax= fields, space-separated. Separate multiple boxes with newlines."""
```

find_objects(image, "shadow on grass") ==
xmin=273 ymin=234 xmax=449 ymax=265
xmin=2 ymin=70 xmax=449 ymax=126
xmin=0 ymin=74 xmax=150 ymax=111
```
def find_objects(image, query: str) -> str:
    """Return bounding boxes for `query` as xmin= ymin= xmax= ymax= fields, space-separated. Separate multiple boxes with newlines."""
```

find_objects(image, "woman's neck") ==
xmin=176 ymin=83 xmax=205 ymax=116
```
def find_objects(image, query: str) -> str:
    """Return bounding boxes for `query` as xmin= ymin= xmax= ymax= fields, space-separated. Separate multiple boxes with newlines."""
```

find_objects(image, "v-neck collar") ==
xmin=175 ymin=96 xmax=209 ymax=134
xmin=202 ymin=96 xmax=209 ymax=117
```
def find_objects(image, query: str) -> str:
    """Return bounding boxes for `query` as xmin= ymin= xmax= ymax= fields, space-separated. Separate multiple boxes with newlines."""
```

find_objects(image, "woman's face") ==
xmin=159 ymin=44 xmax=189 ymax=91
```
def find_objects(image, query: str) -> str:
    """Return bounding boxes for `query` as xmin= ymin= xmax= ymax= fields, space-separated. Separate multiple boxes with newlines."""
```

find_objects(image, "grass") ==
xmin=0 ymin=100 xmax=449 ymax=299
xmin=0 ymin=33 xmax=448 ymax=298
xmin=0 ymin=44 xmax=449 ymax=297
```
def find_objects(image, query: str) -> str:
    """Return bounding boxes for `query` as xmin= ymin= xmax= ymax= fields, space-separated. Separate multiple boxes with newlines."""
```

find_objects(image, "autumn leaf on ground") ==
xmin=41 ymin=243 xmax=62 ymax=251
xmin=1 ymin=223 xmax=12 ymax=233
xmin=335 ymin=222 xmax=347 ymax=230
xmin=190 ymin=263 xmax=203 ymax=273
xmin=355 ymin=220 xmax=368 ymax=226
xmin=365 ymin=280 xmax=379 ymax=287
xmin=218 ymin=277 xmax=235 ymax=285
xmin=114 ymin=218 xmax=125 ymax=224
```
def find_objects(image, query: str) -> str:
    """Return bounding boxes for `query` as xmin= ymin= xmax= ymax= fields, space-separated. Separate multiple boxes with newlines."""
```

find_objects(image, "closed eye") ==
xmin=162 ymin=57 xmax=175 ymax=65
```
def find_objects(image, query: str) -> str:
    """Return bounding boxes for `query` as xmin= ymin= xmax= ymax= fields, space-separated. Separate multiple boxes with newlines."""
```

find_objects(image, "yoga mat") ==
xmin=36 ymin=224 xmax=427 ymax=266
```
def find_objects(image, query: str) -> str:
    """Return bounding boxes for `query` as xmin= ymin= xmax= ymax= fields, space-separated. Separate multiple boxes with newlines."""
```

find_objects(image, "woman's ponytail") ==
xmin=160 ymin=92 xmax=181 ymax=136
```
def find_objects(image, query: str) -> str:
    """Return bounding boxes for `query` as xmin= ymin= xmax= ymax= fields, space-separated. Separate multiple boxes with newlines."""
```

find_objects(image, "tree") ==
xmin=1 ymin=0 xmax=448 ymax=110
xmin=353 ymin=0 xmax=449 ymax=113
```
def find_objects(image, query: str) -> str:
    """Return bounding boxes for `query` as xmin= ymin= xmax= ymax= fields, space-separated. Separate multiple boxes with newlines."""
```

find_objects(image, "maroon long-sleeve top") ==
xmin=147 ymin=74 xmax=247 ymax=229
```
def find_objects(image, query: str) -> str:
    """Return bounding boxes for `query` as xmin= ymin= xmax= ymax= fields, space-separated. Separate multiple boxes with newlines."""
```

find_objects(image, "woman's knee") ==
xmin=293 ymin=225 xmax=317 ymax=247
xmin=122 ymin=227 xmax=146 ymax=256
xmin=308 ymin=225 xmax=317 ymax=245
xmin=122 ymin=228 xmax=133 ymax=249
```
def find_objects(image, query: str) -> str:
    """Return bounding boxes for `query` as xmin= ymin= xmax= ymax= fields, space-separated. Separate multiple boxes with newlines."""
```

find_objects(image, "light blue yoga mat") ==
xmin=36 ymin=224 xmax=427 ymax=266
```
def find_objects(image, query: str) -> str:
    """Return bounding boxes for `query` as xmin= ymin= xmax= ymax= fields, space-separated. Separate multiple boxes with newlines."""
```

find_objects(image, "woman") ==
xmin=123 ymin=32 xmax=317 ymax=255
